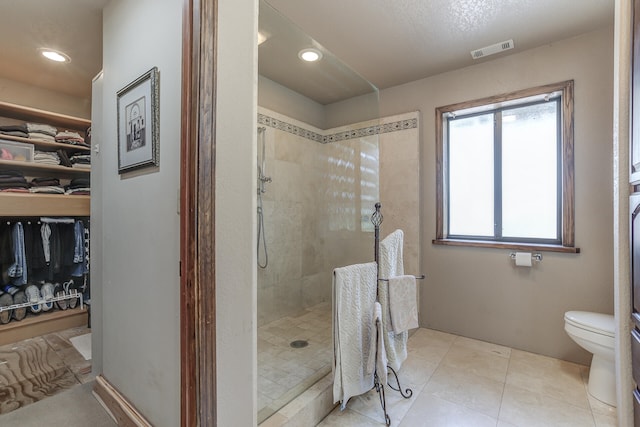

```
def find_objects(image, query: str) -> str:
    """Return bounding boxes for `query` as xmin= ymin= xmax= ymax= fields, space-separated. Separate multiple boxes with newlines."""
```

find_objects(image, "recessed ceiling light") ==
xmin=258 ymin=31 xmax=268 ymax=45
xmin=298 ymin=48 xmax=322 ymax=62
xmin=39 ymin=48 xmax=71 ymax=63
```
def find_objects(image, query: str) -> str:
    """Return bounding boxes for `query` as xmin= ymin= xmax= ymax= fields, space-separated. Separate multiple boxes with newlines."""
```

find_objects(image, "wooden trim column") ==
xmin=181 ymin=0 xmax=218 ymax=425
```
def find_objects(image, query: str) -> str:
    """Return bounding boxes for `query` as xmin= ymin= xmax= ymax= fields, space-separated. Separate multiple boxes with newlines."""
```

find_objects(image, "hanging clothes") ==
xmin=7 ymin=222 xmax=27 ymax=285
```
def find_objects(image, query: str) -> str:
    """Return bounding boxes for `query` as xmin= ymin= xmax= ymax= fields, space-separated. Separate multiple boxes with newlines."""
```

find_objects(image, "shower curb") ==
xmin=258 ymin=372 xmax=336 ymax=427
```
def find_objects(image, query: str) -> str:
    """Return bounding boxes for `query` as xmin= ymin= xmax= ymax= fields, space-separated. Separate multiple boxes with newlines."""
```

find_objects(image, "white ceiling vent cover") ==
xmin=471 ymin=39 xmax=514 ymax=59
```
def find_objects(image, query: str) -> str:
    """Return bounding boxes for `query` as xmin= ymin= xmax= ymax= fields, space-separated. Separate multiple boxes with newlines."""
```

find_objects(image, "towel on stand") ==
xmin=378 ymin=229 xmax=408 ymax=371
xmin=388 ymin=275 xmax=419 ymax=333
xmin=333 ymin=262 xmax=378 ymax=409
xmin=374 ymin=301 xmax=388 ymax=385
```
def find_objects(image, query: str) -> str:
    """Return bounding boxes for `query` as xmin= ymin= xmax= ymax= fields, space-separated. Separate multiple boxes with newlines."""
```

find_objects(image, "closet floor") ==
xmin=258 ymin=302 xmax=332 ymax=423
xmin=0 ymin=325 xmax=92 ymax=415
xmin=318 ymin=328 xmax=618 ymax=427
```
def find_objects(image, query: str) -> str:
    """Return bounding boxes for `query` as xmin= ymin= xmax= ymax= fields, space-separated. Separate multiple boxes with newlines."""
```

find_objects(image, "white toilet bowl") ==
xmin=564 ymin=311 xmax=616 ymax=406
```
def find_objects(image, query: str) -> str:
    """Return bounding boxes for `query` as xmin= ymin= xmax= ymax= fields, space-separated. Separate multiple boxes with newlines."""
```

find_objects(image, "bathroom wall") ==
xmin=258 ymin=76 xmax=326 ymax=129
xmin=0 ymin=76 xmax=91 ymax=119
xmin=377 ymin=112 xmax=421 ymax=278
xmin=256 ymin=106 xmax=421 ymax=325
xmin=379 ymin=26 xmax=615 ymax=364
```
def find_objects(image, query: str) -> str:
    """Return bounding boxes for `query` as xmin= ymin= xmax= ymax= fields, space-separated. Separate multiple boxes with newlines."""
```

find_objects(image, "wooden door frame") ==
xmin=180 ymin=0 xmax=217 ymax=425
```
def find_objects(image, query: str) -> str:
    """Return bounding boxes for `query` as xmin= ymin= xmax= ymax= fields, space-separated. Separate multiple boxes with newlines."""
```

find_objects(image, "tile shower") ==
xmin=256 ymin=107 xmax=420 ymax=423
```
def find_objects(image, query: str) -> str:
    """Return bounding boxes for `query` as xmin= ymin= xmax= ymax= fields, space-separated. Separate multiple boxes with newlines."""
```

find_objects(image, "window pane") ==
xmin=502 ymin=102 xmax=558 ymax=240
xmin=449 ymin=113 xmax=494 ymax=236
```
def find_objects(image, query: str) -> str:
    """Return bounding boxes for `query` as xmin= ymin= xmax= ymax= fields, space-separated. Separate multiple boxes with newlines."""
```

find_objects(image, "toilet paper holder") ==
xmin=509 ymin=252 xmax=543 ymax=262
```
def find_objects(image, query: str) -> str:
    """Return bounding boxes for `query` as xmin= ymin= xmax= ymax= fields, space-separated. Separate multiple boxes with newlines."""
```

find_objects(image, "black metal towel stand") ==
xmin=370 ymin=202 xmax=413 ymax=426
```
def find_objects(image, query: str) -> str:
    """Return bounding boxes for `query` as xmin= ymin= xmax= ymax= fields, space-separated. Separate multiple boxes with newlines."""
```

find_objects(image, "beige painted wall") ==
xmin=379 ymin=26 xmax=615 ymax=364
xmin=0 ymin=76 xmax=91 ymax=119
xmin=258 ymin=75 xmax=326 ymax=129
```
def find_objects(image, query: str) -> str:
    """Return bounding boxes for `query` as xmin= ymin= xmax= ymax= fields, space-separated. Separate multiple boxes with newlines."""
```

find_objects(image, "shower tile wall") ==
xmin=257 ymin=108 xmax=420 ymax=326
xmin=378 ymin=112 xmax=420 ymax=276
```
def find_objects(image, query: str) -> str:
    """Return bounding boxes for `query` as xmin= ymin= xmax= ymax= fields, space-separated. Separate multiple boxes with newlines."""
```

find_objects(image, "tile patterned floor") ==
xmin=319 ymin=328 xmax=618 ymax=427
xmin=258 ymin=302 xmax=332 ymax=423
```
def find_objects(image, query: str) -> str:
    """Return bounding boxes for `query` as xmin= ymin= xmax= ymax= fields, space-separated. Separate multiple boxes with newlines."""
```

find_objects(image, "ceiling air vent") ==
xmin=470 ymin=39 xmax=514 ymax=59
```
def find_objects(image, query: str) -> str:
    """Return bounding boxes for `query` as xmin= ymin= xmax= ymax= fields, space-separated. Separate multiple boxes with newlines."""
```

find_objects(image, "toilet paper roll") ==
xmin=514 ymin=252 xmax=532 ymax=267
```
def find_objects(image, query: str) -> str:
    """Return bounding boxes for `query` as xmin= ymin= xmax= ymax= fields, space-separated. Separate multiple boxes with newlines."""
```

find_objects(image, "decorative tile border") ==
xmin=258 ymin=113 xmax=417 ymax=144
xmin=258 ymin=114 xmax=324 ymax=143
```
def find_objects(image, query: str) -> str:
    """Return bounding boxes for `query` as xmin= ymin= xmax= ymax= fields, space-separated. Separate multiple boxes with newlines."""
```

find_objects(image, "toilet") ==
xmin=564 ymin=311 xmax=616 ymax=406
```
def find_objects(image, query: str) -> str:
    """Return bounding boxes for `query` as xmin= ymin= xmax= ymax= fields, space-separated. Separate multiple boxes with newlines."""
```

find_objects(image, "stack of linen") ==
xmin=34 ymin=150 xmax=60 ymax=165
xmin=27 ymin=123 xmax=57 ymax=142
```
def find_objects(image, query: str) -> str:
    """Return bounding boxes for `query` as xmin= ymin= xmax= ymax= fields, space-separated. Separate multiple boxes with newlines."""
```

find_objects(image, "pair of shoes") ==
xmin=0 ymin=293 xmax=12 ymax=324
xmin=24 ymin=284 xmax=41 ymax=313
xmin=12 ymin=291 xmax=27 ymax=320
xmin=54 ymin=282 xmax=67 ymax=310
xmin=64 ymin=280 xmax=78 ymax=309
xmin=41 ymin=283 xmax=54 ymax=312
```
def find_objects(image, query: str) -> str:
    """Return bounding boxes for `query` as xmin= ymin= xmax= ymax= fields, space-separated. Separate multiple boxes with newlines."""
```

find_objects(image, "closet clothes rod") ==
xmin=378 ymin=274 xmax=425 ymax=282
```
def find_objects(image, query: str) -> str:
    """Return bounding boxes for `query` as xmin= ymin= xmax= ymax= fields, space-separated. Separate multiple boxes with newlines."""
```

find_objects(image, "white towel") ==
xmin=374 ymin=302 xmax=388 ymax=385
xmin=389 ymin=275 xmax=419 ymax=333
xmin=378 ymin=229 xmax=408 ymax=371
xmin=333 ymin=262 xmax=378 ymax=409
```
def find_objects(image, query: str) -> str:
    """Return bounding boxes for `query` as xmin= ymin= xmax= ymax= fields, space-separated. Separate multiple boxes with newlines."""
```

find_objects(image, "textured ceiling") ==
xmin=265 ymin=0 xmax=614 ymax=100
xmin=0 ymin=1 xmax=615 ymax=105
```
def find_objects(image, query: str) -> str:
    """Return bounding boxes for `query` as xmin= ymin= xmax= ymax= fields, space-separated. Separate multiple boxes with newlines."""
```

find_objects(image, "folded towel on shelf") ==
xmin=0 ymin=124 xmax=28 ymax=133
xmin=333 ymin=262 xmax=377 ymax=409
xmin=378 ymin=229 xmax=408 ymax=371
xmin=30 ymin=186 xmax=65 ymax=194
xmin=26 ymin=123 xmax=57 ymax=136
xmin=0 ymin=130 xmax=28 ymax=138
xmin=28 ymin=132 xmax=56 ymax=142
xmin=34 ymin=150 xmax=60 ymax=165
xmin=55 ymin=130 xmax=85 ymax=144
xmin=388 ymin=275 xmax=419 ymax=333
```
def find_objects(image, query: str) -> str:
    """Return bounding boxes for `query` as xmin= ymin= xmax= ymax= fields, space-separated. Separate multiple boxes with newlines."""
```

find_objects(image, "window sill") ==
xmin=432 ymin=238 xmax=580 ymax=254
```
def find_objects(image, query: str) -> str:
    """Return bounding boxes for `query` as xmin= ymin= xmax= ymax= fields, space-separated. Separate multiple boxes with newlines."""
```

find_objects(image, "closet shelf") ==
xmin=0 ymin=159 xmax=90 ymax=177
xmin=0 ymin=101 xmax=91 ymax=131
xmin=0 ymin=193 xmax=89 ymax=216
xmin=0 ymin=306 xmax=87 ymax=347
xmin=0 ymin=133 xmax=90 ymax=152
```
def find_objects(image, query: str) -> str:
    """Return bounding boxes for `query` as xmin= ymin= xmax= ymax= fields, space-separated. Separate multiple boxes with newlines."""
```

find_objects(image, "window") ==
xmin=434 ymin=81 xmax=578 ymax=252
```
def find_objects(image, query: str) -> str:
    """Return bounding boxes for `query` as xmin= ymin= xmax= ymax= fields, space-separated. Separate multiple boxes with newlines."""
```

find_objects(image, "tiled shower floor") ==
xmin=258 ymin=302 xmax=332 ymax=423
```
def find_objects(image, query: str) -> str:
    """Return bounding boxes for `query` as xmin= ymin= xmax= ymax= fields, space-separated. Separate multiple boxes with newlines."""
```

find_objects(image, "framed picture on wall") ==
xmin=117 ymin=67 xmax=159 ymax=173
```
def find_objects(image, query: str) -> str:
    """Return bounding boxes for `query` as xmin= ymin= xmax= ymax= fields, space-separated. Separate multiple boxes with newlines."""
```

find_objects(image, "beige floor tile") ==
xmin=592 ymin=411 xmax=617 ymax=427
xmin=345 ymin=384 xmax=423 ymax=426
xmin=318 ymin=407 xmax=383 ymax=426
xmin=452 ymin=335 xmax=511 ymax=358
xmin=506 ymin=349 xmax=590 ymax=409
xmin=399 ymin=393 xmax=498 ymax=427
xmin=422 ymin=364 xmax=505 ymax=418
xmin=408 ymin=328 xmax=457 ymax=350
xmin=406 ymin=328 xmax=455 ymax=365
xmin=499 ymin=383 xmax=595 ymax=427
xmin=395 ymin=352 xmax=440 ymax=389
xmin=440 ymin=342 xmax=510 ymax=383
xmin=587 ymin=392 xmax=617 ymax=417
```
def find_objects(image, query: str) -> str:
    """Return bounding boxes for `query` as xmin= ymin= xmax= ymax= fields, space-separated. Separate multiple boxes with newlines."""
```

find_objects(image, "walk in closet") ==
xmin=0 ymin=100 xmax=90 ymax=346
